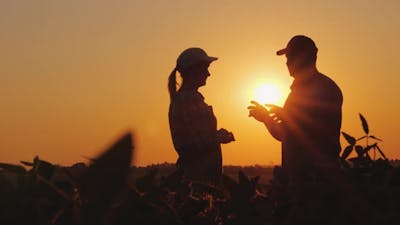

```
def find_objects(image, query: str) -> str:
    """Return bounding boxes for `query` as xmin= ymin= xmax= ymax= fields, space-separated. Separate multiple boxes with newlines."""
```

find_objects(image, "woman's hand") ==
xmin=217 ymin=128 xmax=235 ymax=144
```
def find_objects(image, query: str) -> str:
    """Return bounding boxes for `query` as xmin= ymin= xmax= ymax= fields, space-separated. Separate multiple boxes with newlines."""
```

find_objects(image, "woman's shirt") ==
xmin=168 ymin=90 xmax=221 ymax=169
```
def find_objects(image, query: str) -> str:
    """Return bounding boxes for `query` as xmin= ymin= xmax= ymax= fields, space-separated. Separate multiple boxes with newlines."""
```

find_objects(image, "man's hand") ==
xmin=217 ymin=128 xmax=235 ymax=144
xmin=247 ymin=101 xmax=270 ymax=123
xmin=248 ymin=101 xmax=284 ymax=141
xmin=265 ymin=104 xmax=284 ymax=123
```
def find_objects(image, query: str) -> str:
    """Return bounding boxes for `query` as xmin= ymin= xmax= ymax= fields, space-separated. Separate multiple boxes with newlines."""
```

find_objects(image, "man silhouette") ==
xmin=248 ymin=35 xmax=343 ymax=179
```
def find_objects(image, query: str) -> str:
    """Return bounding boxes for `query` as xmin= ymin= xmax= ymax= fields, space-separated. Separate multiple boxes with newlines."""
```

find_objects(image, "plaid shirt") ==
xmin=282 ymin=73 xmax=343 ymax=173
xmin=168 ymin=90 xmax=222 ymax=182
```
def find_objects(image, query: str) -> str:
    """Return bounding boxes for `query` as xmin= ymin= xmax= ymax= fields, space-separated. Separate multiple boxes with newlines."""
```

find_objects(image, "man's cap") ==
xmin=176 ymin=47 xmax=218 ymax=71
xmin=276 ymin=35 xmax=318 ymax=56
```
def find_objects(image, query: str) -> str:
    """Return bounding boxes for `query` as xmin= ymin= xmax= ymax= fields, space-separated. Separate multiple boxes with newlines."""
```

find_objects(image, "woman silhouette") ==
xmin=168 ymin=48 xmax=234 ymax=183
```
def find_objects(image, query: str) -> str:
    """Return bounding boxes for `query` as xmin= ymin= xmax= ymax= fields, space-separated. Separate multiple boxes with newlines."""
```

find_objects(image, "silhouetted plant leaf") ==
xmin=365 ymin=151 xmax=371 ymax=160
xmin=375 ymin=144 xmax=387 ymax=160
xmin=34 ymin=158 xmax=55 ymax=179
xmin=340 ymin=158 xmax=350 ymax=168
xmin=252 ymin=175 xmax=260 ymax=186
xmin=356 ymin=135 xmax=367 ymax=141
xmin=341 ymin=145 xmax=353 ymax=160
xmin=348 ymin=157 xmax=359 ymax=162
xmin=136 ymin=168 xmax=159 ymax=193
xmin=359 ymin=113 xmax=369 ymax=134
xmin=36 ymin=174 xmax=72 ymax=201
xmin=342 ymin=132 xmax=356 ymax=145
xmin=0 ymin=162 xmax=26 ymax=173
xmin=79 ymin=132 xmax=133 ymax=193
xmin=20 ymin=160 xmax=34 ymax=167
xmin=369 ymin=135 xmax=383 ymax=141
xmin=235 ymin=171 xmax=257 ymax=200
xmin=79 ymin=132 xmax=134 ymax=225
xmin=238 ymin=170 xmax=249 ymax=184
xmin=221 ymin=173 xmax=238 ymax=195
xmin=191 ymin=181 xmax=225 ymax=198
xmin=32 ymin=156 xmax=40 ymax=174
xmin=363 ymin=144 xmax=375 ymax=155
xmin=355 ymin=145 xmax=364 ymax=157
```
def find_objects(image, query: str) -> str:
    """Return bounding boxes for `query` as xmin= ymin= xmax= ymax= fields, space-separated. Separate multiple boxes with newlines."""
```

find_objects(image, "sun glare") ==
xmin=241 ymin=72 xmax=291 ymax=108
xmin=253 ymin=83 xmax=285 ymax=105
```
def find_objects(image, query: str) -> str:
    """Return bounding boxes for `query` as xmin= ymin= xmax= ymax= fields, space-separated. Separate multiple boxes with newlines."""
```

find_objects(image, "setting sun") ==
xmin=252 ymin=83 xmax=286 ymax=106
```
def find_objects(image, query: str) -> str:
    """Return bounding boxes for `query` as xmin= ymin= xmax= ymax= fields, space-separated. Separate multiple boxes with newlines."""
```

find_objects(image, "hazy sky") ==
xmin=1 ymin=0 xmax=399 ymax=166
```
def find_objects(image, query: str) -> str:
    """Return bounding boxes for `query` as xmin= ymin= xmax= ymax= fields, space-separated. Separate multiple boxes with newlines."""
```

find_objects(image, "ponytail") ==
xmin=168 ymin=68 xmax=178 ymax=100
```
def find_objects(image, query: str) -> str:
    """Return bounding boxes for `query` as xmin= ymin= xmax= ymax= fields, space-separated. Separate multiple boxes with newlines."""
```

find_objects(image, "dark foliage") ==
xmin=1 ymin=120 xmax=400 ymax=225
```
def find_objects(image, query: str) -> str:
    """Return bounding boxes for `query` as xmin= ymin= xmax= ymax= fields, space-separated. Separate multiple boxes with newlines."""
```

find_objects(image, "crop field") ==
xmin=1 ymin=115 xmax=400 ymax=225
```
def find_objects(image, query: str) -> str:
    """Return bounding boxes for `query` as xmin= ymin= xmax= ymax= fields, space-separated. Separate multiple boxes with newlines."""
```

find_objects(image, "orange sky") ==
xmin=1 ymin=1 xmax=399 ymax=166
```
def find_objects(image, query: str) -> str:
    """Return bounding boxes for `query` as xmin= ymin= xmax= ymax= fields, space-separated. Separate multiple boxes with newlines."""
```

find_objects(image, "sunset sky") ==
xmin=1 ymin=0 xmax=399 ymax=166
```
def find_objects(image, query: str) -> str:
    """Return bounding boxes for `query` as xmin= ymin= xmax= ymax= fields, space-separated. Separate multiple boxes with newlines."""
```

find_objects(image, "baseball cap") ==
xmin=276 ymin=35 xmax=318 ymax=57
xmin=176 ymin=47 xmax=218 ymax=71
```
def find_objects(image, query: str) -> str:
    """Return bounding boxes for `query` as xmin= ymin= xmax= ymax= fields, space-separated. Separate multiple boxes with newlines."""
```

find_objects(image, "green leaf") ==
xmin=369 ymin=135 xmax=383 ymax=141
xmin=342 ymin=132 xmax=356 ymax=145
xmin=341 ymin=145 xmax=353 ymax=160
xmin=359 ymin=113 xmax=369 ymax=134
